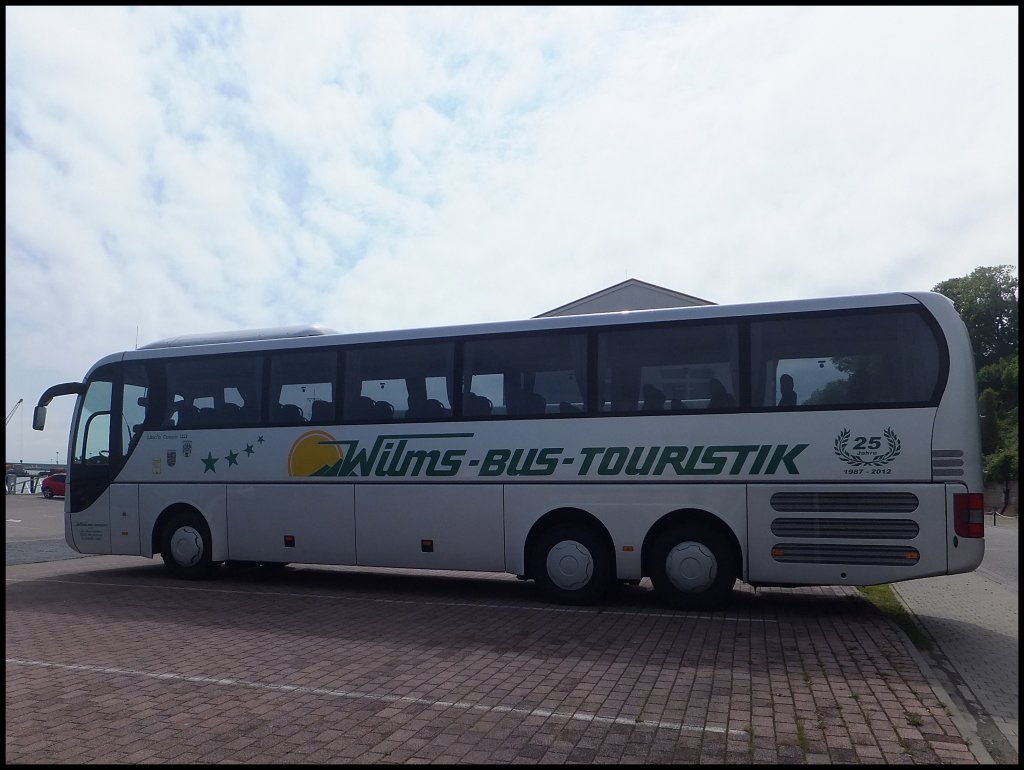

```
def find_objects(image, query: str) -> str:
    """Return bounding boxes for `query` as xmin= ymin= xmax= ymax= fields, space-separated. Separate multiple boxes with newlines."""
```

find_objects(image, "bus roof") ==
xmin=114 ymin=291 xmax=939 ymax=365
xmin=138 ymin=324 xmax=338 ymax=350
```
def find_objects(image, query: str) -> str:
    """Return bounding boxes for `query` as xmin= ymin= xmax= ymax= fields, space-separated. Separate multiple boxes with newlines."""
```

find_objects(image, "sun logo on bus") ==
xmin=287 ymin=430 xmax=344 ymax=477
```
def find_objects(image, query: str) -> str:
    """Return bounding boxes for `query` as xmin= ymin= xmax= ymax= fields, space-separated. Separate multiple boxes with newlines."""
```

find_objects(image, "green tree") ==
xmin=934 ymin=265 xmax=1018 ymax=369
xmin=978 ymin=388 xmax=1001 ymax=455
xmin=936 ymin=266 xmax=1019 ymax=491
xmin=985 ymin=422 xmax=1019 ymax=514
xmin=977 ymin=353 xmax=1019 ymax=409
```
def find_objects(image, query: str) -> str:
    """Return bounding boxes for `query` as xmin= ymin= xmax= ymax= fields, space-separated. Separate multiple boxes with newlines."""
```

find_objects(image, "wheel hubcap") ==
xmin=546 ymin=540 xmax=594 ymax=590
xmin=169 ymin=526 xmax=204 ymax=567
xmin=664 ymin=541 xmax=717 ymax=593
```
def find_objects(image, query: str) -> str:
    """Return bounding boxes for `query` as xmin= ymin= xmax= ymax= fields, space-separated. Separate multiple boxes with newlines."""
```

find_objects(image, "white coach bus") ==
xmin=33 ymin=291 xmax=985 ymax=610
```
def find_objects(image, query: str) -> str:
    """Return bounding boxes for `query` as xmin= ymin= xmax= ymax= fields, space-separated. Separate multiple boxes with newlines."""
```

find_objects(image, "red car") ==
xmin=41 ymin=473 xmax=66 ymax=499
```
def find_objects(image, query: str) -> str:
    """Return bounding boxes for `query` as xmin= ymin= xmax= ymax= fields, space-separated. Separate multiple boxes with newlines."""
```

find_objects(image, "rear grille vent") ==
xmin=771 ymin=543 xmax=919 ymax=566
xmin=771 ymin=518 xmax=920 ymax=539
xmin=770 ymin=492 xmax=919 ymax=513
xmin=932 ymin=449 xmax=964 ymax=477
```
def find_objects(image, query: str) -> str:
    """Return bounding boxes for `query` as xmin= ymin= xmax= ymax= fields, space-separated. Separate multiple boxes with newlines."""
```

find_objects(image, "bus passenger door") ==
xmin=108 ymin=484 xmax=141 ymax=555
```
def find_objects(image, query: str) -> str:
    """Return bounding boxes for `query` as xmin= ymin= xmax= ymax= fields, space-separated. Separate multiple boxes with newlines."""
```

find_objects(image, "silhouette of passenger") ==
xmin=778 ymin=374 xmax=797 ymax=407
xmin=641 ymin=384 xmax=665 ymax=412
xmin=707 ymin=378 xmax=736 ymax=408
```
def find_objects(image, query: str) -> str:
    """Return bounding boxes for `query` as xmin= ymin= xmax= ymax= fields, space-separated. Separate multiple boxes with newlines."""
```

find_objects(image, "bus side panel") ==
xmin=503 ymin=484 xmax=748 ymax=580
xmin=226 ymin=484 xmax=356 ymax=565
xmin=67 ymin=489 xmax=111 ymax=554
xmin=138 ymin=484 xmax=227 ymax=560
xmin=355 ymin=484 xmax=504 ymax=571
xmin=746 ymin=483 xmax=947 ymax=586
xmin=109 ymin=484 xmax=141 ymax=555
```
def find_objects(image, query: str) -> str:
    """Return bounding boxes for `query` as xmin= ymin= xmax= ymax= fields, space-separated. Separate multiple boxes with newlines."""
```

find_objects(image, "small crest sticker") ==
xmin=167 ymin=450 xmax=177 ymax=467
xmin=182 ymin=440 xmax=192 ymax=458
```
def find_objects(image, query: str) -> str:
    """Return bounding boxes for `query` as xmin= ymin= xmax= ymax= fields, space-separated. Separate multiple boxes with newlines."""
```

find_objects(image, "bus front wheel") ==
xmin=649 ymin=524 xmax=737 ymax=611
xmin=160 ymin=510 xmax=217 ymax=580
xmin=530 ymin=524 xmax=612 ymax=606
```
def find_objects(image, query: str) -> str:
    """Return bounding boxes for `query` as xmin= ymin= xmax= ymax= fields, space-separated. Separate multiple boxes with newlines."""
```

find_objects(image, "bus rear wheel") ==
xmin=530 ymin=524 xmax=612 ymax=606
xmin=649 ymin=524 xmax=737 ymax=611
xmin=160 ymin=510 xmax=217 ymax=580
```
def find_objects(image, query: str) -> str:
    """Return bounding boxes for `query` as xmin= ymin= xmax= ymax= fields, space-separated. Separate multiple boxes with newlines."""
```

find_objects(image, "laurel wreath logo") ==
xmin=833 ymin=427 xmax=902 ymax=467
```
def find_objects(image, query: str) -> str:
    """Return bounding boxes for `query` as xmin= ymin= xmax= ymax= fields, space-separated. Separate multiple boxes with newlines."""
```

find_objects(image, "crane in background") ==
xmin=6 ymin=398 xmax=23 ymax=426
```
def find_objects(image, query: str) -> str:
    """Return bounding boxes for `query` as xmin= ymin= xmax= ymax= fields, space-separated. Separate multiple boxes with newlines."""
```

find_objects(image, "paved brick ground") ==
xmin=894 ymin=515 xmax=1018 ymax=762
xmin=6 ymin=556 xmax=977 ymax=764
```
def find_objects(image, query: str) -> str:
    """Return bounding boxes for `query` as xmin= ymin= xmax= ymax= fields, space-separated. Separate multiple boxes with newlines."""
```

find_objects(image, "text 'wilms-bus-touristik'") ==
xmin=34 ymin=291 xmax=985 ymax=610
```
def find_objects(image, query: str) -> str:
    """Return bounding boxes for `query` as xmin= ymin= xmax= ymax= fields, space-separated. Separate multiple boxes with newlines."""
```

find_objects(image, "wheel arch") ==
xmin=523 ymin=506 xmax=616 ymax=581
xmin=641 ymin=508 xmax=743 ymax=579
xmin=151 ymin=502 xmax=210 ymax=556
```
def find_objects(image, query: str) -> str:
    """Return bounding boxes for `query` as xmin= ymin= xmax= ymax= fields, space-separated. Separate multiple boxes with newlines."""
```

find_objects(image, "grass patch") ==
xmin=857 ymin=584 xmax=933 ymax=652
xmin=796 ymin=720 xmax=809 ymax=754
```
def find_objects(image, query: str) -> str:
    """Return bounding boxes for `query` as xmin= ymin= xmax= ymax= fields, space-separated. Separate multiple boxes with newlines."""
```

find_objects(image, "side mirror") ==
xmin=32 ymin=406 xmax=46 ymax=431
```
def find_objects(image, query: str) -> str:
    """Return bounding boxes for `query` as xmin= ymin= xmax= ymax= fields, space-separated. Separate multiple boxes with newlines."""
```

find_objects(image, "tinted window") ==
xmin=163 ymin=355 xmax=263 ymax=427
xmin=73 ymin=376 xmax=112 ymax=465
xmin=344 ymin=342 xmax=454 ymax=421
xmin=122 ymin=363 xmax=151 ymax=454
xmin=598 ymin=323 xmax=739 ymax=412
xmin=462 ymin=334 xmax=587 ymax=417
xmin=750 ymin=309 xmax=942 ymax=407
xmin=270 ymin=350 xmax=337 ymax=424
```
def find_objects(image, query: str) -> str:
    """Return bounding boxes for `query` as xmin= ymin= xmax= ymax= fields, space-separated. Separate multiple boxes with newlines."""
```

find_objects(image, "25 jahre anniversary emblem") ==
xmin=834 ymin=427 xmax=902 ymax=468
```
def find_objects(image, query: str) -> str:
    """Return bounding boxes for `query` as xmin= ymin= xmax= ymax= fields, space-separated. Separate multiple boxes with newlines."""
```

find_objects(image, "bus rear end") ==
xmin=918 ymin=292 xmax=985 ymax=576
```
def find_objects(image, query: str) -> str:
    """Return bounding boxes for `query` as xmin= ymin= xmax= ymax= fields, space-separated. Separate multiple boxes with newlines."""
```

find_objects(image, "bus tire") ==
xmin=160 ymin=510 xmax=217 ymax=580
xmin=649 ymin=524 xmax=737 ymax=611
xmin=530 ymin=524 xmax=612 ymax=606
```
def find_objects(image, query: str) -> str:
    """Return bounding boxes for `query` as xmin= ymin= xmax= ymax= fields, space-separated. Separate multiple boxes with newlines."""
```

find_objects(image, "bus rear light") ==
xmin=953 ymin=493 xmax=984 ymax=538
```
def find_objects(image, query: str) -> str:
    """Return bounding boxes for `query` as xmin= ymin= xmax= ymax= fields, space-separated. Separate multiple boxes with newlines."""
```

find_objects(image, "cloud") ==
xmin=5 ymin=5 xmax=1018 ymax=461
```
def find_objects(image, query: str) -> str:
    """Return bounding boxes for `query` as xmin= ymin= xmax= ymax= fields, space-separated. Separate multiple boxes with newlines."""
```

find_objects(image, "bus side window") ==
xmin=164 ymin=355 xmax=264 ymax=428
xmin=122 ymin=364 xmax=150 ymax=452
xmin=269 ymin=349 xmax=336 ymax=424
xmin=344 ymin=342 xmax=454 ymax=422
xmin=462 ymin=334 xmax=585 ymax=419
xmin=598 ymin=323 xmax=739 ymax=413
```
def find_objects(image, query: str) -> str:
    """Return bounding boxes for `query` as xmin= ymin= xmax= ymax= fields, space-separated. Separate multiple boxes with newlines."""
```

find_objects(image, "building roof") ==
xmin=536 ymin=278 xmax=714 ymax=317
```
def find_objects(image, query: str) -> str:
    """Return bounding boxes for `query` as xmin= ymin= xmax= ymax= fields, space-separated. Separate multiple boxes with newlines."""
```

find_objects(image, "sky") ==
xmin=5 ymin=5 xmax=1019 ymax=464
